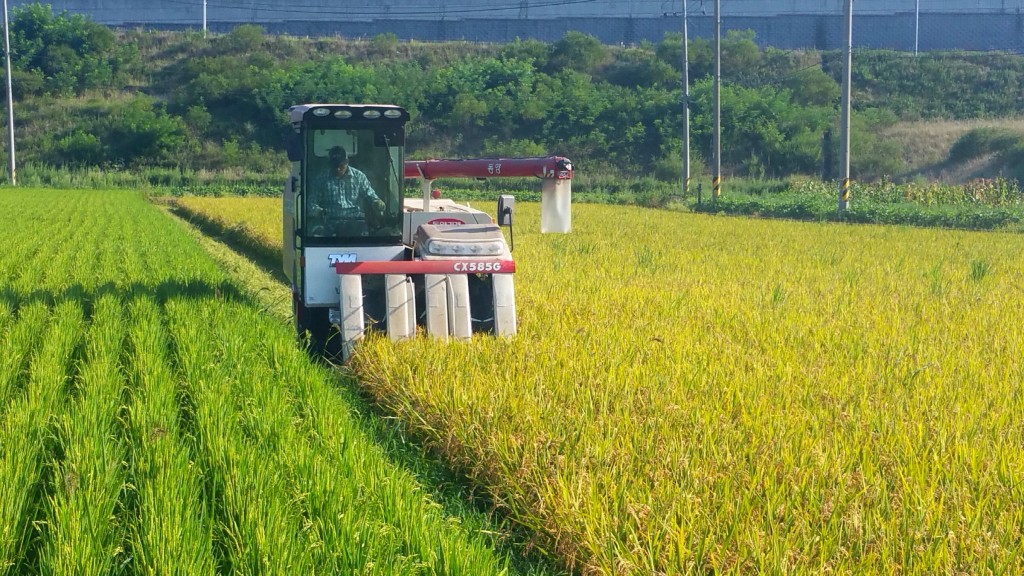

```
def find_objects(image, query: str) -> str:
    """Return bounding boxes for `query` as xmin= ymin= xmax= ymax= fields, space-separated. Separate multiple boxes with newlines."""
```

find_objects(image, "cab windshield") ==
xmin=304 ymin=127 xmax=403 ymax=241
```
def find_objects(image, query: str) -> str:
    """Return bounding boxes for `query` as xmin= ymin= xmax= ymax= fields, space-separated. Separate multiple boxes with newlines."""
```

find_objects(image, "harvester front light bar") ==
xmin=423 ymin=239 xmax=506 ymax=257
xmin=333 ymin=110 xmax=353 ymax=119
xmin=312 ymin=107 xmax=331 ymax=117
xmin=362 ymin=110 xmax=382 ymax=119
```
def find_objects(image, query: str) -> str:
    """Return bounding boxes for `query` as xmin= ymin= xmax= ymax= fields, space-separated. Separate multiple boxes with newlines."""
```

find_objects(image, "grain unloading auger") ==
xmin=282 ymin=103 xmax=574 ymax=359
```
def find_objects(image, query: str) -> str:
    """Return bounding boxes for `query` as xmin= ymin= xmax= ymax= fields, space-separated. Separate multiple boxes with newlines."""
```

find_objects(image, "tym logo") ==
xmin=328 ymin=253 xmax=358 ymax=265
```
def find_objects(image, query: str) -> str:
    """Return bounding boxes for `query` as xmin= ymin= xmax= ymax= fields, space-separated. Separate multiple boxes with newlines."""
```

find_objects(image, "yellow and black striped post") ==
xmin=713 ymin=174 xmax=722 ymax=199
xmin=838 ymin=177 xmax=850 ymax=211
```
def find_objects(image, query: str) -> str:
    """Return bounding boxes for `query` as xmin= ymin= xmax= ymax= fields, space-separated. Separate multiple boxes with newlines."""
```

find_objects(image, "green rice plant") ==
xmin=39 ymin=294 xmax=129 ymax=574
xmin=925 ymin=262 xmax=949 ymax=297
xmin=168 ymin=298 xmax=318 ymax=573
xmin=0 ymin=304 xmax=51 ymax=417
xmin=0 ymin=303 xmax=53 ymax=575
xmin=970 ymin=258 xmax=992 ymax=283
xmin=125 ymin=296 xmax=215 ymax=576
xmin=0 ymin=301 xmax=84 ymax=575
xmin=168 ymin=294 xmax=522 ymax=574
xmin=256 ymin=315 xmax=521 ymax=575
xmin=1 ymin=189 xmax=538 ymax=575
xmin=13 ymin=163 xmax=282 ymax=196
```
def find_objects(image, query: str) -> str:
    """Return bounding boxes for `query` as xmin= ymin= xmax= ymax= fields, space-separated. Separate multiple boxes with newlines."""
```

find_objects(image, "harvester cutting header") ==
xmin=282 ymin=103 xmax=574 ymax=359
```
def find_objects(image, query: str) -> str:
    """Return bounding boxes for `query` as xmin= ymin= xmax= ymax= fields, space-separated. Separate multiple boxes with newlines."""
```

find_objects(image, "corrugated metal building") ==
xmin=10 ymin=0 xmax=1024 ymax=50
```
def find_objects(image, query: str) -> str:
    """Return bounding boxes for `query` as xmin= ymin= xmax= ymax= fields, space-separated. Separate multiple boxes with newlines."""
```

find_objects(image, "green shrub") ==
xmin=948 ymin=127 xmax=1024 ymax=163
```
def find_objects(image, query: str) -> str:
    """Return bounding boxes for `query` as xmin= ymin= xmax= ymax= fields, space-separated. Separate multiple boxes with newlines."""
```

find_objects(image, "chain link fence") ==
xmin=11 ymin=0 xmax=1023 ymax=52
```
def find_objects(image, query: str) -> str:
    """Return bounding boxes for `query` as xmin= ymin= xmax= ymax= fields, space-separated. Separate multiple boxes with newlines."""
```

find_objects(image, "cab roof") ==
xmin=289 ymin=104 xmax=409 ymax=124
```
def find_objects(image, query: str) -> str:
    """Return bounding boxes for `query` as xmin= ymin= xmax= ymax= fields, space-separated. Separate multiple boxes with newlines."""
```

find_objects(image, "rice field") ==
xmin=0 ymin=189 xmax=536 ymax=575
xmin=175 ymin=196 xmax=1024 ymax=575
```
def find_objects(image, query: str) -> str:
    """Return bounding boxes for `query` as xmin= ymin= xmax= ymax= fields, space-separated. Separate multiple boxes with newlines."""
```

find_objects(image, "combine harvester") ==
xmin=283 ymin=103 xmax=574 ymax=359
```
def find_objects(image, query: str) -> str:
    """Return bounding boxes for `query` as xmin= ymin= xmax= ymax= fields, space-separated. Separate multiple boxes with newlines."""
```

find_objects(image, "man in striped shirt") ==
xmin=310 ymin=146 xmax=385 ymax=235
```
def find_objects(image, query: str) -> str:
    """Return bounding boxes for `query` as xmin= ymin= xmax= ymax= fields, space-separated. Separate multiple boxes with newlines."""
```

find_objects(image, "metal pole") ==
xmin=2 ymin=0 xmax=14 ymax=186
xmin=203 ymin=0 xmax=207 ymax=38
xmin=712 ymin=0 xmax=721 ymax=199
xmin=838 ymin=0 xmax=853 ymax=212
xmin=914 ymin=0 xmax=919 ymax=55
xmin=682 ymin=0 xmax=690 ymax=196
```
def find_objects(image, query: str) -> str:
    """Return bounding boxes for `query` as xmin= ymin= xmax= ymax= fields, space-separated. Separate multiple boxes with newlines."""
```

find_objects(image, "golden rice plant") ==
xmin=168 ymin=195 xmax=1024 ymax=574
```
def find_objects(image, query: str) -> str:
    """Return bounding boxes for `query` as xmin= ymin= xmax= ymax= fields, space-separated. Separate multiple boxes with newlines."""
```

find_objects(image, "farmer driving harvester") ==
xmin=283 ymin=103 xmax=574 ymax=359
xmin=309 ymin=145 xmax=386 ymax=237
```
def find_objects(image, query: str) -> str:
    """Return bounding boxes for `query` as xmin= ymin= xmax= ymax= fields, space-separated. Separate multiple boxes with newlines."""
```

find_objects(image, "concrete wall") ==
xmin=10 ymin=1 xmax=1024 ymax=50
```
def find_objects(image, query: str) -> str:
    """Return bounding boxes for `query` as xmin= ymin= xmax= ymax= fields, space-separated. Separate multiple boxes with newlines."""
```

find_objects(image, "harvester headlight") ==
xmin=312 ymin=107 xmax=330 ymax=117
xmin=383 ymin=109 xmax=403 ymax=118
xmin=333 ymin=110 xmax=353 ymax=119
xmin=424 ymin=239 xmax=506 ymax=257
xmin=363 ymin=110 xmax=382 ymax=119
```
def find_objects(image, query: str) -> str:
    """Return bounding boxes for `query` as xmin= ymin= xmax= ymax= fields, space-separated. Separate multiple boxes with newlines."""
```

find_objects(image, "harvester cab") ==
xmin=283 ymin=103 xmax=573 ymax=360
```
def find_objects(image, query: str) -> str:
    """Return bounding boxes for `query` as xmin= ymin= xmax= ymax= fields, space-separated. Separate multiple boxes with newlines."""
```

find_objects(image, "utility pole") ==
xmin=3 ymin=0 xmax=15 ymax=186
xmin=712 ymin=0 xmax=721 ymax=199
xmin=914 ymin=0 xmax=919 ymax=55
xmin=681 ymin=0 xmax=690 ymax=196
xmin=838 ymin=0 xmax=853 ymax=212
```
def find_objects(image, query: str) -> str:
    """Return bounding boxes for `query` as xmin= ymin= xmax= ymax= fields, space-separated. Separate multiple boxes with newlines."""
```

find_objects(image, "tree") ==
xmin=785 ymin=68 xmax=840 ymax=107
xmin=9 ymin=3 xmax=129 ymax=96
xmin=546 ymin=31 xmax=610 ymax=75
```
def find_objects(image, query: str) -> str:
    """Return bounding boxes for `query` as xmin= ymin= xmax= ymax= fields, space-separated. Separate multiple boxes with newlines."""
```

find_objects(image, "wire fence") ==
xmin=12 ymin=0 xmax=1024 ymax=52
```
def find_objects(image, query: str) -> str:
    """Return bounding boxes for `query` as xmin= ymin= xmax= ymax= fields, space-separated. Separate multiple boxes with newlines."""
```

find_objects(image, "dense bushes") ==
xmin=39 ymin=97 xmax=186 ymax=168
xmin=851 ymin=51 xmax=1024 ymax=119
xmin=8 ymin=3 xmax=138 ymax=97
